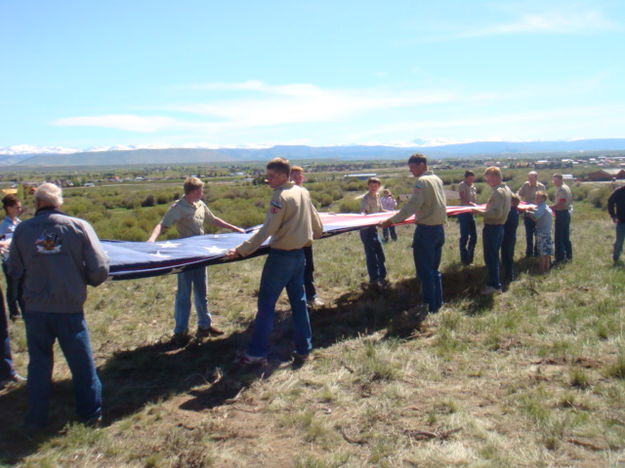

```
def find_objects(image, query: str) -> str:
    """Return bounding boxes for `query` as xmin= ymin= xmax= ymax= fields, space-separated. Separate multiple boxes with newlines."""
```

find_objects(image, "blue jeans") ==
xmin=174 ymin=266 xmax=211 ymax=334
xmin=457 ymin=213 xmax=477 ymax=265
xmin=554 ymin=210 xmax=572 ymax=262
xmin=359 ymin=227 xmax=387 ymax=282
xmin=614 ymin=222 xmax=625 ymax=262
xmin=483 ymin=225 xmax=504 ymax=290
xmin=2 ymin=261 xmax=23 ymax=318
xmin=523 ymin=214 xmax=538 ymax=257
xmin=382 ymin=226 xmax=397 ymax=241
xmin=23 ymin=312 xmax=101 ymax=426
xmin=501 ymin=229 xmax=517 ymax=283
xmin=303 ymin=246 xmax=317 ymax=300
xmin=1 ymin=295 xmax=15 ymax=380
xmin=248 ymin=249 xmax=312 ymax=358
xmin=413 ymin=225 xmax=445 ymax=312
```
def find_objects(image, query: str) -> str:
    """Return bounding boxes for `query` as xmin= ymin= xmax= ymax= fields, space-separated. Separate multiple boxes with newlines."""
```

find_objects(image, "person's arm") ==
xmin=147 ymin=223 xmax=164 ymax=242
xmin=310 ymin=202 xmax=323 ymax=239
xmin=473 ymin=190 xmax=492 ymax=215
xmin=380 ymin=185 xmax=423 ymax=228
xmin=82 ymin=221 xmax=110 ymax=286
xmin=228 ymin=195 xmax=287 ymax=258
xmin=203 ymin=203 xmax=244 ymax=233
xmin=0 ymin=220 xmax=9 ymax=238
xmin=148 ymin=204 xmax=178 ymax=242
xmin=526 ymin=204 xmax=539 ymax=221
xmin=551 ymin=188 xmax=567 ymax=211
xmin=6 ymin=227 xmax=24 ymax=280
xmin=211 ymin=217 xmax=245 ymax=233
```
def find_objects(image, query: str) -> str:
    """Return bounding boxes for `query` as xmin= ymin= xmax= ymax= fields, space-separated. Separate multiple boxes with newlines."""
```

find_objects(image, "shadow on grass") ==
xmin=0 ymin=261 xmax=500 ymax=463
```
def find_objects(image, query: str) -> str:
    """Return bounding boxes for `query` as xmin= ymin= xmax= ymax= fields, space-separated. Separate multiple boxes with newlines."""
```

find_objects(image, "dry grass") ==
xmin=1 ymin=207 xmax=625 ymax=467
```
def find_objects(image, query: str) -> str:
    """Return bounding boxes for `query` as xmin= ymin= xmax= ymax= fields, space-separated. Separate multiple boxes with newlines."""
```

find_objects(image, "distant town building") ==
xmin=586 ymin=168 xmax=625 ymax=181
xmin=344 ymin=173 xmax=377 ymax=180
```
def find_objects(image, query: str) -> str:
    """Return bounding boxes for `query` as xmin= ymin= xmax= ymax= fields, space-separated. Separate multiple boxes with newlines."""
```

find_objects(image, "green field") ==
xmin=1 ymin=165 xmax=624 ymax=467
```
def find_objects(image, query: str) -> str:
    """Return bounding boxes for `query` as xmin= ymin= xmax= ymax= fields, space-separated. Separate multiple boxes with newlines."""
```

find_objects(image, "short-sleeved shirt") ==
xmin=532 ymin=202 xmax=553 ymax=235
xmin=0 ymin=216 xmax=20 ymax=239
xmin=161 ymin=198 xmax=216 ymax=238
xmin=389 ymin=171 xmax=447 ymax=226
xmin=458 ymin=180 xmax=477 ymax=205
xmin=484 ymin=183 xmax=512 ymax=225
xmin=360 ymin=192 xmax=382 ymax=214
xmin=555 ymin=183 xmax=573 ymax=211
xmin=380 ymin=195 xmax=397 ymax=211
xmin=517 ymin=181 xmax=546 ymax=204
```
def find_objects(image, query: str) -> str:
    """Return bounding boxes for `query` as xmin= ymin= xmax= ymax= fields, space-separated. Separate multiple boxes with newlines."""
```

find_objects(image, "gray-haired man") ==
xmin=9 ymin=183 xmax=109 ymax=429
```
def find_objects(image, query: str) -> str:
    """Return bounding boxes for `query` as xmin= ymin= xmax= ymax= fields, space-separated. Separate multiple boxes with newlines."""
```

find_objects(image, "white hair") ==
xmin=35 ymin=183 xmax=63 ymax=208
xmin=528 ymin=171 xmax=538 ymax=177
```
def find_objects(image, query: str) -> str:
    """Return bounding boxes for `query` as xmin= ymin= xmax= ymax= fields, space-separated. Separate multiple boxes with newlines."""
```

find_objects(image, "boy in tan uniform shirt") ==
xmin=380 ymin=153 xmax=447 ymax=313
xmin=226 ymin=158 xmax=323 ymax=365
xmin=457 ymin=170 xmax=478 ymax=265
xmin=473 ymin=166 xmax=512 ymax=294
xmin=359 ymin=177 xmax=387 ymax=285
xmin=551 ymin=173 xmax=573 ymax=263
xmin=147 ymin=177 xmax=243 ymax=344
xmin=517 ymin=171 xmax=545 ymax=257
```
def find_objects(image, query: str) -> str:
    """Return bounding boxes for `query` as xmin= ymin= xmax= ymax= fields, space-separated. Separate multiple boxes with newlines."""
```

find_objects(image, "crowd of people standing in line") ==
xmin=1 ymin=155 xmax=625 ymax=432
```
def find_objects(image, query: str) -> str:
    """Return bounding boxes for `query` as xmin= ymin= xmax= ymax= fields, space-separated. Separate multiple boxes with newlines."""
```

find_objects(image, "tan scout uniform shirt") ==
xmin=236 ymin=182 xmax=323 ymax=257
xmin=517 ymin=181 xmax=546 ymax=203
xmin=360 ymin=192 xmax=382 ymax=214
xmin=484 ymin=183 xmax=512 ymax=225
xmin=458 ymin=180 xmax=477 ymax=205
xmin=161 ymin=198 xmax=216 ymax=238
xmin=555 ymin=183 xmax=573 ymax=211
xmin=389 ymin=171 xmax=447 ymax=226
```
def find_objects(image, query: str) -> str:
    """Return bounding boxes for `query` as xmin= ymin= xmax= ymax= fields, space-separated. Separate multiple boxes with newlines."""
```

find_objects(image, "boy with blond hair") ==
xmin=148 ymin=176 xmax=244 ymax=345
xmin=473 ymin=166 xmax=512 ymax=294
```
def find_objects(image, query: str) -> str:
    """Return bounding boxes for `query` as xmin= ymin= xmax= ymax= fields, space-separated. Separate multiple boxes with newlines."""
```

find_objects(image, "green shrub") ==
xmin=338 ymin=197 xmax=361 ymax=213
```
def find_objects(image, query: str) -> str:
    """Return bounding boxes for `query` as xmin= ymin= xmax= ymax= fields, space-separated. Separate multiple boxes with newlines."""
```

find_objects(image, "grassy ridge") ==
xmin=1 ymin=201 xmax=624 ymax=466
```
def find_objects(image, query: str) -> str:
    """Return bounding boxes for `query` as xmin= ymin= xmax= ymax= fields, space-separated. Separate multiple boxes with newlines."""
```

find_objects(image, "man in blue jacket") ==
xmin=8 ymin=183 xmax=109 ymax=430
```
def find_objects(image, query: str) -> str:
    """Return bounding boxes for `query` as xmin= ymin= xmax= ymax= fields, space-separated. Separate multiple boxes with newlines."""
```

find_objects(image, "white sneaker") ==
xmin=308 ymin=297 xmax=325 ymax=307
xmin=480 ymin=285 xmax=502 ymax=295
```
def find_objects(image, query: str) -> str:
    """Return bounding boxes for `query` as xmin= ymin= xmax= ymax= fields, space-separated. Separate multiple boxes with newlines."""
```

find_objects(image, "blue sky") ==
xmin=1 ymin=0 xmax=624 ymax=152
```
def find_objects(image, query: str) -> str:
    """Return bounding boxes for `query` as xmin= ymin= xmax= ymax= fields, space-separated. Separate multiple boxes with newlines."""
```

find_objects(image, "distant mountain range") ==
xmin=1 ymin=139 xmax=625 ymax=167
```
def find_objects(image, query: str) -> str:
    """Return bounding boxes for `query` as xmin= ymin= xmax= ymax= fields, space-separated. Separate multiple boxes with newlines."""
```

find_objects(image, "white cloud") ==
xmin=421 ymin=8 xmax=620 ymax=42
xmin=50 ymin=76 xmax=622 ymax=145
xmin=54 ymin=82 xmax=457 ymax=135
xmin=478 ymin=11 xmax=618 ymax=35
xmin=170 ymin=83 xmax=456 ymax=130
